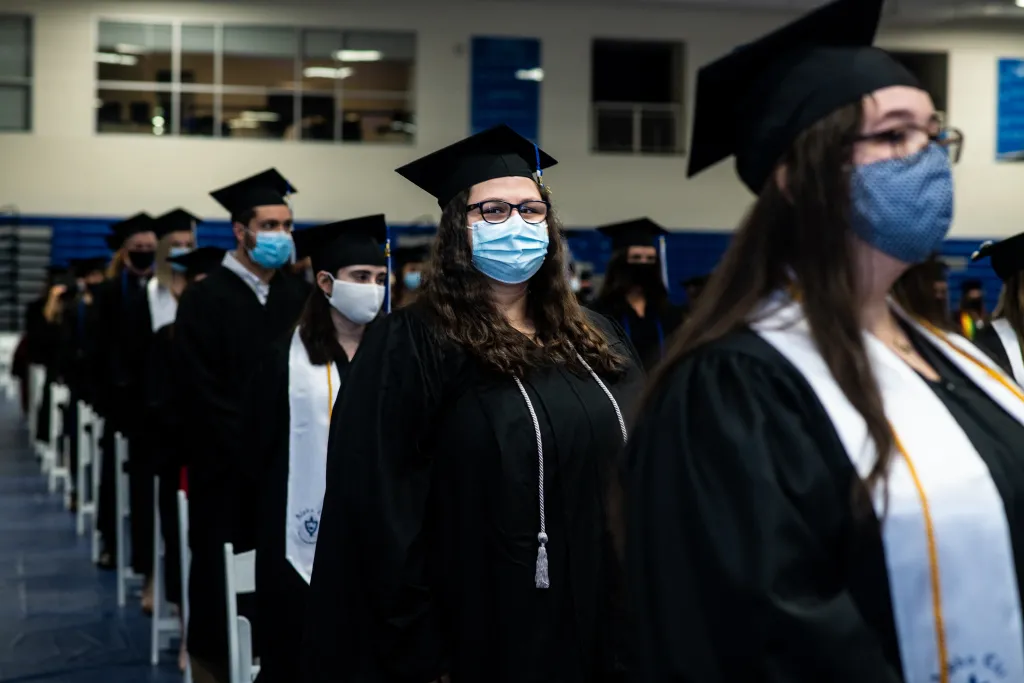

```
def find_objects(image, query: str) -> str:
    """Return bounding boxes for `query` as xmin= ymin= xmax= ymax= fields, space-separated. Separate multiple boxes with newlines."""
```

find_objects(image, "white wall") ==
xmin=0 ymin=0 xmax=1023 ymax=237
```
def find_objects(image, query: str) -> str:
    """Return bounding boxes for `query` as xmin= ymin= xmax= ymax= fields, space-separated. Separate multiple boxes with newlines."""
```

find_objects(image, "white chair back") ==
xmin=46 ymin=384 xmax=71 ymax=499
xmin=88 ymin=410 xmax=104 ymax=564
xmin=223 ymin=543 xmax=259 ymax=683
xmin=115 ymin=432 xmax=142 ymax=608
xmin=178 ymin=490 xmax=192 ymax=683
xmin=75 ymin=400 xmax=94 ymax=537
xmin=27 ymin=364 xmax=45 ymax=443
xmin=150 ymin=476 xmax=182 ymax=665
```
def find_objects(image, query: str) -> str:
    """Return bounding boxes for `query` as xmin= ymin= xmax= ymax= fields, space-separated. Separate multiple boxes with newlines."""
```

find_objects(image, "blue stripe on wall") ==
xmin=8 ymin=215 xmax=1004 ymax=312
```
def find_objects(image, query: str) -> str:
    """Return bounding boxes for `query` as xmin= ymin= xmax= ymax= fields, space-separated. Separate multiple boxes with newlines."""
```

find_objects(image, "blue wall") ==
xmin=13 ymin=215 xmax=1005 ymax=312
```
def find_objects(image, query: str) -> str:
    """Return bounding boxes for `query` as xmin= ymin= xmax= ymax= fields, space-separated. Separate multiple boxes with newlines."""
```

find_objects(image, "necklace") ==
xmin=893 ymin=337 xmax=915 ymax=355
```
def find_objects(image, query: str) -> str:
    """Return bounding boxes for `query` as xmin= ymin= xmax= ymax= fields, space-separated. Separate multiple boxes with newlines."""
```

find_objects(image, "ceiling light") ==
xmin=515 ymin=67 xmax=544 ymax=82
xmin=95 ymin=52 xmax=138 ymax=66
xmin=303 ymin=66 xmax=354 ymax=79
xmin=115 ymin=43 xmax=147 ymax=55
xmin=1018 ymin=0 xmax=1024 ymax=7
xmin=239 ymin=111 xmax=280 ymax=122
xmin=333 ymin=49 xmax=381 ymax=62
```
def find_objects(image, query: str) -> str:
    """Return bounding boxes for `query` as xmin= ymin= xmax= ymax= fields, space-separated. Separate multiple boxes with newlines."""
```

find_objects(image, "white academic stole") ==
xmin=146 ymin=278 xmax=178 ymax=332
xmin=991 ymin=319 xmax=1024 ymax=386
xmin=753 ymin=293 xmax=1024 ymax=683
xmin=285 ymin=328 xmax=339 ymax=584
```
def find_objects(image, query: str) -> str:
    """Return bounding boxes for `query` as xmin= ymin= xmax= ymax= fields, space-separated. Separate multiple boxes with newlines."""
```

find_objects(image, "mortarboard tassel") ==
xmin=535 ymin=532 xmax=550 ymax=589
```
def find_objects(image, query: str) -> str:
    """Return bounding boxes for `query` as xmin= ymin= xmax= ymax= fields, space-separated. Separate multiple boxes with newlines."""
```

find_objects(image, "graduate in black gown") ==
xmin=92 ymin=212 xmax=159 ymax=570
xmin=252 ymin=215 xmax=388 ymax=683
xmin=970 ymin=234 xmax=1024 ymax=383
xmin=302 ymin=124 xmax=645 ymax=683
xmin=146 ymin=245 xmax=225 ymax=672
xmin=173 ymin=169 xmax=309 ymax=683
xmin=392 ymin=244 xmax=429 ymax=309
xmin=624 ymin=2 xmax=1024 ymax=682
xmin=591 ymin=218 xmax=684 ymax=372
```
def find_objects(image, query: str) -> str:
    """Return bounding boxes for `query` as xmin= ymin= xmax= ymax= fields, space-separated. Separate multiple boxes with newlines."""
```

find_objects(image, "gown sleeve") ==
xmin=625 ymin=342 xmax=902 ymax=683
xmin=172 ymin=285 xmax=239 ymax=478
xmin=302 ymin=309 xmax=450 ymax=683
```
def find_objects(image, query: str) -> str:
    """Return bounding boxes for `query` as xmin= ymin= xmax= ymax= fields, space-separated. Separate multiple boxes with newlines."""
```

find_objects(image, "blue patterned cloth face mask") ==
xmin=248 ymin=230 xmax=294 ymax=269
xmin=849 ymin=142 xmax=954 ymax=265
xmin=403 ymin=271 xmax=422 ymax=290
xmin=471 ymin=215 xmax=550 ymax=284
xmin=168 ymin=246 xmax=192 ymax=272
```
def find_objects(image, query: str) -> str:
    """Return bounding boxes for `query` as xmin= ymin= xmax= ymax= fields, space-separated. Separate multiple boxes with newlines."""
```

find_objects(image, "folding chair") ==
xmin=223 ymin=543 xmax=260 ymax=683
xmin=46 ymin=383 xmax=71 ymax=499
xmin=150 ymin=476 xmax=181 ymax=665
xmin=27 ymin=364 xmax=45 ymax=448
xmin=115 ymin=432 xmax=143 ymax=608
xmin=76 ymin=401 xmax=95 ymax=536
xmin=88 ymin=409 xmax=104 ymax=564
xmin=178 ymin=490 xmax=192 ymax=683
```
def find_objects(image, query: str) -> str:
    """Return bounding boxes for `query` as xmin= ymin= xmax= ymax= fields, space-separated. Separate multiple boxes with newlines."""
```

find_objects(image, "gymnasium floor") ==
xmin=0 ymin=397 xmax=180 ymax=683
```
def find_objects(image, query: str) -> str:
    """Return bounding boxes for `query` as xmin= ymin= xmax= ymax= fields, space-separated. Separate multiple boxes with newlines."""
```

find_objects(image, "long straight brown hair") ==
xmin=645 ymin=101 xmax=895 ymax=496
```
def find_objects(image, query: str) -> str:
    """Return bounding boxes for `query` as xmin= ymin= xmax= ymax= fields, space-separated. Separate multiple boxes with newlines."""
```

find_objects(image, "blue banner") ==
xmin=470 ymin=36 xmax=542 ymax=142
xmin=997 ymin=58 xmax=1024 ymax=161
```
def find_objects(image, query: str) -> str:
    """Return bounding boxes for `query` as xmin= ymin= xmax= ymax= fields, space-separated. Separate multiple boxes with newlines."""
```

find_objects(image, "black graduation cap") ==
xmin=292 ymin=214 xmax=387 ymax=275
xmin=395 ymin=124 xmax=557 ymax=208
xmin=69 ymin=257 xmax=108 ymax=278
xmin=107 ymin=213 xmax=157 ymax=250
xmin=47 ymin=264 xmax=69 ymax=276
xmin=597 ymin=218 xmax=668 ymax=251
xmin=687 ymin=0 xmax=920 ymax=193
xmin=155 ymin=208 xmax=202 ymax=236
xmin=393 ymin=244 xmax=430 ymax=268
xmin=960 ymin=278 xmax=983 ymax=292
xmin=972 ymin=234 xmax=1024 ymax=281
xmin=209 ymin=169 xmax=295 ymax=216
xmin=168 ymin=246 xmax=225 ymax=278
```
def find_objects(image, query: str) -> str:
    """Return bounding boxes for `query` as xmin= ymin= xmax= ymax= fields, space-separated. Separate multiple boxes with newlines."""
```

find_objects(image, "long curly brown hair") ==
xmin=417 ymin=186 xmax=626 ymax=376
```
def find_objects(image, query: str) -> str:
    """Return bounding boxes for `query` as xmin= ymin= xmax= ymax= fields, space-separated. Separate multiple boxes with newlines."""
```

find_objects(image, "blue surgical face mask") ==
xmin=849 ymin=143 xmax=954 ymax=265
xmin=471 ymin=215 xmax=549 ymax=285
xmin=169 ymin=246 xmax=192 ymax=272
xmin=403 ymin=270 xmax=422 ymax=290
xmin=248 ymin=230 xmax=294 ymax=269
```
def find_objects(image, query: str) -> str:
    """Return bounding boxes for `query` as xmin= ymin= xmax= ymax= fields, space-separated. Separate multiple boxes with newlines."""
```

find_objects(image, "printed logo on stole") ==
xmin=294 ymin=508 xmax=320 ymax=545
xmin=931 ymin=653 xmax=1008 ymax=683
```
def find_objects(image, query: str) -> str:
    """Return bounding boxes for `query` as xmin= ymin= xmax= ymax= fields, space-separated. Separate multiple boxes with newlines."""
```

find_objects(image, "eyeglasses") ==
xmin=467 ymin=200 xmax=550 ymax=225
xmin=852 ymin=125 xmax=964 ymax=164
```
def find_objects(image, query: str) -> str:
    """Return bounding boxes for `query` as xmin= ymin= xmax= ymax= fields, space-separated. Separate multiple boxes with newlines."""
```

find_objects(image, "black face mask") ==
xmin=126 ymin=250 xmax=155 ymax=271
xmin=625 ymin=262 xmax=662 ymax=290
xmin=962 ymin=296 xmax=983 ymax=313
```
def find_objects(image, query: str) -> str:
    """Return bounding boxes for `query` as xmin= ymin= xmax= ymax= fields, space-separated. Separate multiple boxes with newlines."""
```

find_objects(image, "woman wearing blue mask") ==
xmin=301 ymin=124 xmax=644 ymax=683
xmin=392 ymin=244 xmax=429 ymax=309
xmin=624 ymin=1 xmax=1024 ymax=683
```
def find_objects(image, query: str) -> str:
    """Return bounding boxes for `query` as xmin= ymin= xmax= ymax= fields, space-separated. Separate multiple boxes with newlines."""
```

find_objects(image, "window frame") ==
xmin=94 ymin=17 xmax=417 ymax=143
xmin=0 ymin=14 xmax=34 ymax=133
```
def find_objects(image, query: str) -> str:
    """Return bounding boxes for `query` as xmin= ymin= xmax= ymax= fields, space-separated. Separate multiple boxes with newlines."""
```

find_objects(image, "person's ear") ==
xmin=316 ymin=271 xmax=333 ymax=297
xmin=232 ymin=222 xmax=247 ymax=245
xmin=774 ymin=164 xmax=792 ymax=202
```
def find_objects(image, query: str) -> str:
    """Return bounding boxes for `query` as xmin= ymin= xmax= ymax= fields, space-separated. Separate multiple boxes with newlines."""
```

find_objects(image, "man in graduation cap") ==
xmin=249 ymin=215 xmax=388 ymax=683
xmin=957 ymin=277 xmax=988 ymax=340
xmin=971 ymin=234 xmax=1024 ymax=381
xmin=621 ymin=0 xmax=1024 ymax=682
xmin=172 ymin=169 xmax=309 ymax=683
xmin=91 ymin=212 xmax=159 ymax=570
xmin=591 ymin=218 xmax=685 ymax=371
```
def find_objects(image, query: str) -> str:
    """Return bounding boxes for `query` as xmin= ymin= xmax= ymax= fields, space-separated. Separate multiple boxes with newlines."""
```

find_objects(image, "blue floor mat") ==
xmin=0 ymin=398 xmax=181 ymax=683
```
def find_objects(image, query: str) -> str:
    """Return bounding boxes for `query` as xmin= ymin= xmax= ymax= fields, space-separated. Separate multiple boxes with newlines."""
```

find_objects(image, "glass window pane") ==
xmin=0 ymin=85 xmax=29 ymax=131
xmin=181 ymin=91 xmax=216 ymax=136
xmin=299 ymin=94 xmax=336 ymax=141
xmin=301 ymin=30 xmax=342 ymax=94
xmin=594 ymin=106 xmax=633 ymax=152
xmin=223 ymin=26 xmax=297 ymax=87
xmin=182 ymin=25 xmax=215 ymax=85
xmin=221 ymin=93 xmax=292 ymax=139
xmin=640 ymin=108 xmax=678 ymax=154
xmin=340 ymin=31 xmax=415 ymax=93
xmin=0 ymin=16 xmax=30 ymax=79
xmin=97 ymin=21 xmax=173 ymax=83
xmin=339 ymin=94 xmax=414 ymax=144
xmin=96 ymin=88 xmax=171 ymax=135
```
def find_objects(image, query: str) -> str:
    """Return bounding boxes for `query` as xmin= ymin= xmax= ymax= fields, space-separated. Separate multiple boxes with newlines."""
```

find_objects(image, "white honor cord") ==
xmin=512 ymin=353 xmax=628 ymax=590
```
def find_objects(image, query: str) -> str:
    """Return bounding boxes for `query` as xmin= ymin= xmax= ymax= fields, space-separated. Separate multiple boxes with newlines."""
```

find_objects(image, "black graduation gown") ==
xmin=251 ymin=335 xmax=354 ymax=683
xmin=145 ymin=323 xmax=188 ymax=604
xmin=93 ymin=272 xmax=158 ymax=573
xmin=974 ymin=323 xmax=1018 ymax=378
xmin=624 ymin=327 xmax=1024 ymax=683
xmin=590 ymin=301 xmax=684 ymax=372
xmin=173 ymin=265 xmax=308 ymax=672
xmin=301 ymin=305 xmax=645 ymax=683
xmin=25 ymin=297 xmax=60 ymax=445
xmin=54 ymin=293 xmax=99 ymax=483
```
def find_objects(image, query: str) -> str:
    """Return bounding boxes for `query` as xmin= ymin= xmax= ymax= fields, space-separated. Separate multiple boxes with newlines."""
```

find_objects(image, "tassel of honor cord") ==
xmin=385 ymin=229 xmax=392 ymax=314
xmin=659 ymin=235 xmax=669 ymax=289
